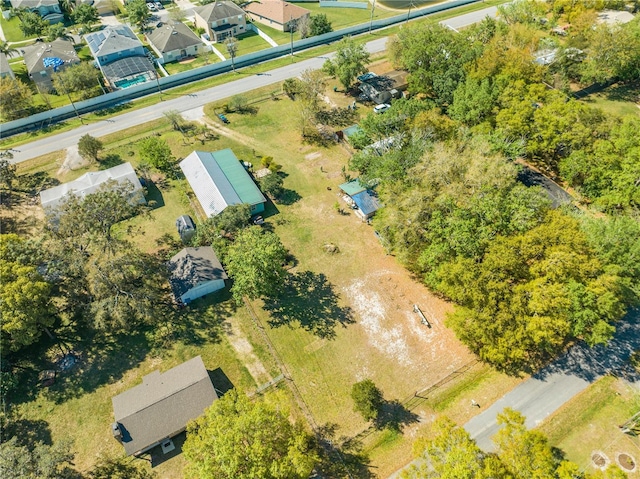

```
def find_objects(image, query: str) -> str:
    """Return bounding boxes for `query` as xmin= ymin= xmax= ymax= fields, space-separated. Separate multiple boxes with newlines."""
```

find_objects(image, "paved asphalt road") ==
xmin=465 ymin=311 xmax=640 ymax=450
xmin=8 ymin=4 xmax=502 ymax=164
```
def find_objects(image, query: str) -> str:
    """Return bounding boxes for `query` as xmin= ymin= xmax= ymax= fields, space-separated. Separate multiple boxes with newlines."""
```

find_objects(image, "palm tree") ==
xmin=0 ymin=41 xmax=18 ymax=58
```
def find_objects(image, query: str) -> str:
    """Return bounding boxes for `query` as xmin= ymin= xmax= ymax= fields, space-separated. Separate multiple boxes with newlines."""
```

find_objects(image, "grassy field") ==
xmin=5 ymin=79 xmax=527 ymax=478
xmin=251 ymin=22 xmax=297 ymax=45
xmin=579 ymin=82 xmax=640 ymax=119
xmin=294 ymin=1 xmax=396 ymax=30
xmin=162 ymin=51 xmax=220 ymax=74
xmin=0 ymin=15 xmax=34 ymax=43
xmin=538 ymin=376 xmax=640 ymax=477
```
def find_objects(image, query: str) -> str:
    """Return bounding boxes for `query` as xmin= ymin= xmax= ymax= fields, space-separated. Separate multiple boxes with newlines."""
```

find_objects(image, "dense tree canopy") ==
xmin=226 ymin=227 xmax=288 ymax=302
xmin=405 ymin=409 xmax=626 ymax=479
xmin=52 ymin=62 xmax=103 ymax=100
xmin=183 ymin=390 xmax=318 ymax=479
xmin=138 ymin=137 xmax=177 ymax=177
xmin=0 ymin=234 xmax=53 ymax=353
xmin=322 ymin=36 xmax=370 ymax=90
xmin=126 ymin=0 xmax=151 ymax=31
xmin=78 ymin=134 xmax=103 ymax=162
xmin=309 ymin=13 xmax=332 ymax=36
xmin=0 ymin=77 xmax=33 ymax=120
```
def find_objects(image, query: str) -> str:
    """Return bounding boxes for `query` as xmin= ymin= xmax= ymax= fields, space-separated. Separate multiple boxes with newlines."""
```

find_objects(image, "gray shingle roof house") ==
xmin=23 ymin=39 xmax=80 ymax=92
xmin=194 ymin=0 xmax=247 ymax=43
xmin=169 ymin=247 xmax=228 ymax=304
xmin=10 ymin=0 xmax=64 ymax=24
xmin=244 ymin=0 xmax=310 ymax=33
xmin=146 ymin=22 xmax=202 ymax=65
xmin=180 ymin=149 xmax=266 ymax=218
xmin=85 ymin=25 xmax=156 ymax=89
xmin=40 ymin=162 xmax=145 ymax=214
xmin=0 ymin=53 xmax=14 ymax=79
xmin=112 ymin=356 xmax=218 ymax=456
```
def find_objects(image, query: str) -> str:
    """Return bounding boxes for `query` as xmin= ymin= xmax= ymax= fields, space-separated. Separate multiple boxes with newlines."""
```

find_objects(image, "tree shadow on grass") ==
xmin=316 ymin=423 xmax=376 ymax=479
xmin=275 ymin=188 xmax=301 ymax=205
xmin=41 ymin=328 xmax=151 ymax=405
xmin=145 ymin=180 xmax=165 ymax=210
xmin=99 ymin=153 xmax=123 ymax=169
xmin=264 ymin=271 xmax=354 ymax=340
xmin=374 ymin=399 xmax=420 ymax=433
xmin=168 ymin=288 xmax=235 ymax=347
xmin=4 ymin=418 xmax=53 ymax=447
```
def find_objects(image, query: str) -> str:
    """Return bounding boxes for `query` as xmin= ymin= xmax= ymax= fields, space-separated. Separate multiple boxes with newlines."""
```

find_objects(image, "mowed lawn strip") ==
xmin=537 ymin=376 xmax=640 ymax=475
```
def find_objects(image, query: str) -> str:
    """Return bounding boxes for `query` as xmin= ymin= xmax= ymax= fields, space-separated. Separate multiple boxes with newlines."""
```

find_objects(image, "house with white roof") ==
xmin=40 ymin=162 xmax=145 ymax=214
xmin=179 ymin=149 xmax=266 ymax=218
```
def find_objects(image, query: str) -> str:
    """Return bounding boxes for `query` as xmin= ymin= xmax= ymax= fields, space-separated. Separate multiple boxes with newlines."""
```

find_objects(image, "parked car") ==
xmin=176 ymin=215 xmax=196 ymax=243
xmin=155 ymin=1 xmax=163 ymax=9
xmin=147 ymin=3 xmax=157 ymax=11
xmin=373 ymin=103 xmax=391 ymax=114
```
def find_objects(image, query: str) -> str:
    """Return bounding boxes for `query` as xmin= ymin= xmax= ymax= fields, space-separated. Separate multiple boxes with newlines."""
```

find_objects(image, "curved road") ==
xmin=8 ymin=5 xmax=500 ymax=164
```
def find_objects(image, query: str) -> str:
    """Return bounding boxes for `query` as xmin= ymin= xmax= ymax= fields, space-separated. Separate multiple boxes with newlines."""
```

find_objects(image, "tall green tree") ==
xmin=442 ymin=211 xmax=625 ymax=372
xmin=351 ymin=379 xmax=384 ymax=422
xmin=0 ymin=77 xmax=33 ymax=120
xmin=404 ymin=417 xmax=508 ymax=479
xmin=309 ymin=13 xmax=332 ymax=36
xmin=389 ymin=23 xmax=483 ymax=106
xmin=322 ymin=36 xmax=369 ymax=90
xmin=138 ymin=137 xmax=176 ymax=177
xmin=494 ymin=408 xmax=558 ymax=479
xmin=77 ymin=134 xmax=103 ymax=162
xmin=183 ymin=390 xmax=318 ymax=479
xmin=226 ymin=226 xmax=288 ymax=302
xmin=18 ymin=11 xmax=48 ymax=37
xmin=0 ymin=437 xmax=76 ymax=479
xmin=71 ymin=3 xmax=99 ymax=31
xmin=0 ymin=234 xmax=53 ymax=353
xmin=45 ymin=24 xmax=73 ymax=42
xmin=0 ymin=40 xmax=18 ymax=58
xmin=52 ymin=62 xmax=103 ymax=100
xmin=126 ymin=0 xmax=151 ymax=31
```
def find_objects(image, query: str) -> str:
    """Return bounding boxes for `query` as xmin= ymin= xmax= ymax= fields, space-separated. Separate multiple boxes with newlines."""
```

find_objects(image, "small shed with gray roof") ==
xmin=23 ymin=39 xmax=79 ymax=92
xmin=180 ymin=149 xmax=266 ymax=218
xmin=112 ymin=356 xmax=217 ymax=456
xmin=146 ymin=22 xmax=203 ymax=65
xmin=168 ymin=247 xmax=228 ymax=304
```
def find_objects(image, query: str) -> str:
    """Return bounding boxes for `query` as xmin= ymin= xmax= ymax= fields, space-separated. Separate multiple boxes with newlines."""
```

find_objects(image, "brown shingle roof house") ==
xmin=244 ymin=0 xmax=311 ymax=32
xmin=111 ymin=356 xmax=218 ymax=456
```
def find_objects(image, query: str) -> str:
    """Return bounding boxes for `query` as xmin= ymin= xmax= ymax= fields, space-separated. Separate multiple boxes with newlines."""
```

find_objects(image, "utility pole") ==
xmin=406 ymin=0 xmax=414 ymax=25
xmin=289 ymin=14 xmax=294 ymax=59
xmin=59 ymin=74 xmax=83 ymax=124
xmin=369 ymin=0 xmax=376 ymax=34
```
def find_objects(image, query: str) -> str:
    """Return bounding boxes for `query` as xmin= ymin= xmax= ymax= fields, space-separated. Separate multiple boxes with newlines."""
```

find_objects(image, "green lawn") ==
xmin=294 ymin=1 xmax=396 ymax=30
xmin=162 ymin=52 xmax=220 ymax=75
xmin=0 ymin=15 xmax=35 ymax=43
xmin=250 ymin=22 xmax=297 ymax=45
xmin=234 ymin=30 xmax=273 ymax=58
xmin=580 ymin=82 xmax=640 ymax=119
xmin=538 ymin=376 xmax=640 ymax=476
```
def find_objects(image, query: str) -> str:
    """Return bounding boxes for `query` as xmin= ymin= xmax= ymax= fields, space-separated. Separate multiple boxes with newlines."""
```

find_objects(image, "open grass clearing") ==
xmin=579 ymin=81 xmax=640 ymax=119
xmin=0 ymin=15 xmax=35 ymax=43
xmin=538 ymin=376 xmax=640 ymax=477
xmin=162 ymin=52 xmax=220 ymax=75
xmin=294 ymin=1 xmax=396 ymax=30
xmin=251 ymin=22 xmax=297 ymax=45
xmin=201 ymin=87 xmax=524 ymax=475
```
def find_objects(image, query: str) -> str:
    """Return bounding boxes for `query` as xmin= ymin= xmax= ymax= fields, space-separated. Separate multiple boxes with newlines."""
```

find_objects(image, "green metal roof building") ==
xmin=180 ymin=148 xmax=266 ymax=217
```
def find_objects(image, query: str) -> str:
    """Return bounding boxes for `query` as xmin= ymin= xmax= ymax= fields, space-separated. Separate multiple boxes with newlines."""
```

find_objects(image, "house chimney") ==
xmin=111 ymin=422 xmax=122 ymax=442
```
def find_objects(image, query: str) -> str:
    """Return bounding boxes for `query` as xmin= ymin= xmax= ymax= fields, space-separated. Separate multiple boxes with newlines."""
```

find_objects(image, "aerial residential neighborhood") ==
xmin=1 ymin=0 xmax=640 ymax=478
